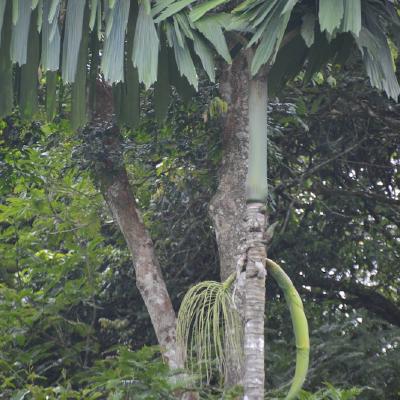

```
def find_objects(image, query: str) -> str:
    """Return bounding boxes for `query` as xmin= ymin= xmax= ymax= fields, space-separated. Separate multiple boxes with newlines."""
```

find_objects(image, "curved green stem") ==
xmin=266 ymin=258 xmax=310 ymax=400
xmin=222 ymin=272 xmax=236 ymax=290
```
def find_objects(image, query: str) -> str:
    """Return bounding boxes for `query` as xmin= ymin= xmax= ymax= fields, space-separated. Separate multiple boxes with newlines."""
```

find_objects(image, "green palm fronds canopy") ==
xmin=0 ymin=0 xmax=399 ymax=125
xmin=0 ymin=0 xmax=231 ymax=124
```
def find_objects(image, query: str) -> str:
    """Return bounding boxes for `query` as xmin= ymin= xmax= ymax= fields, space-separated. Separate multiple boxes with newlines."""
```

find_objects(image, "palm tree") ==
xmin=1 ymin=1 xmax=400 ymax=398
xmin=0 ymin=0 xmax=230 ymax=122
xmin=174 ymin=0 xmax=400 ymax=398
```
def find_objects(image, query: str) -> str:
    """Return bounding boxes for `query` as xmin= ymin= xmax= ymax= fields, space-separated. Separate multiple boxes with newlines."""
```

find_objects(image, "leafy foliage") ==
xmin=0 ymin=0 xmax=232 ymax=125
xmin=265 ymin=64 xmax=400 ymax=399
xmin=0 ymin=61 xmax=399 ymax=398
xmin=0 ymin=88 xmax=222 ymax=398
xmin=1 ymin=0 xmax=400 ymax=129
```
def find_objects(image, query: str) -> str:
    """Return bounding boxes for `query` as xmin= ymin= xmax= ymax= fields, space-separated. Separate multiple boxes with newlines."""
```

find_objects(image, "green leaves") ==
xmin=349 ymin=3 xmax=399 ymax=100
xmin=231 ymin=0 xmax=399 ymax=99
xmin=166 ymin=20 xmax=198 ymax=89
xmin=301 ymin=13 xmax=315 ymax=48
xmin=0 ymin=121 xmax=109 ymax=397
xmin=132 ymin=4 xmax=159 ymax=89
xmin=45 ymin=71 xmax=57 ymax=121
xmin=232 ymin=0 xmax=296 ymax=75
xmin=0 ymin=0 xmax=235 ymax=125
xmin=193 ymin=31 xmax=216 ymax=82
xmin=0 ymin=1 xmax=13 ymax=119
xmin=356 ymin=27 xmax=400 ymax=100
xmin=101 ymin=0 xmax=130 ymax=83
xmin=0 ymin=0 xmax=398 ymax=124
xmin=154 ymin=0 xmax=195 ymax=22
xmin=318 ymin=0 xmax=344 ymax=36
xmin=190 ymin=0 xmax=229 ymax=22
xmin=342 ymin=0 xmax=361 ymax=36
xmin=152 ymin=1 xmax=231 ymax=88
xmin=61 ymin=0 xmax=86 ymax=83
xmin=71 ymin=6 xmax=89 ymax=129
xmin=114 ymin=4 xmax=140 ymax=128
xmin=10 ymin=0 xmax=32 ymax=65
xmin=19 ymin=8 xmax=39 ymax=119
xmin=319 ymin=0 xmax=361 ymax=37
xmin=41 ymin=0 xmax=60 ymax=71
xmin=250 ymin=2 xmax=293 ymax=75
xmin=0 ymin=0 xmax=7 ymax=46
xmin=195 ymin=15 xmax=231 ymax=63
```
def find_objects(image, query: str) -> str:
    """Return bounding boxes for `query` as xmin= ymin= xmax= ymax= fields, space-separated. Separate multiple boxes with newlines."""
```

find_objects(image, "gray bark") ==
xmin=211 ymin=59 xmax=269 ymax=397
xmin=243 ymin=203 xmax=267 ymax=400
xmin=209 ymin=54 xmax=250 ymax=282
xmin=87 ymin=82 xmax=184 ymax=371
xmin=209 ymin=55 xmax=250 ymax=386
xmin=97 ymin=131 xmax=184 ymax=370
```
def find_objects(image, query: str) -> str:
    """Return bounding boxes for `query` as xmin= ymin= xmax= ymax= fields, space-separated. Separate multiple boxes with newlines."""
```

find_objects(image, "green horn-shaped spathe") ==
xmin=266 ymin=258 xmax=310 ymax=400
xmin=176 ymin=260 xmax=309 ymax=397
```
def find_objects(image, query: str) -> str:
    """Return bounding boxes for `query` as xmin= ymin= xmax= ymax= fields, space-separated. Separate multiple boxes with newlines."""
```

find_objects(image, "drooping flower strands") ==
xmin=177 ymin=260 xmax=309 ymax=399
xmin=176 ymin=274 xmax=243 ymax=384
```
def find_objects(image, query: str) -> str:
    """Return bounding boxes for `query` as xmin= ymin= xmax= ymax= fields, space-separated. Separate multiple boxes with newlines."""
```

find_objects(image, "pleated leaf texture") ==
xmin=233 ymin=0 xmax=400 ymax=99
xmin=0 ymin=0 xmax=400 ymax=124
xmin=0 ymin=0 xmax=231 ymax=124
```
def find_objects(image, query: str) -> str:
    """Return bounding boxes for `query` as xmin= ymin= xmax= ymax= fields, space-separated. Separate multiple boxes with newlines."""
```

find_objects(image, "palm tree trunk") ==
xmin=243 ymin=76 xmax=268 ymax=400
xmin=210 ymin=57 xmax=269 ymax=395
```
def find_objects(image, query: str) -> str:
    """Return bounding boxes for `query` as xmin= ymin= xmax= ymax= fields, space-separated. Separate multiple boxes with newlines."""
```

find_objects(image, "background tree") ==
xmin=0 ymin=0 xmax=232 ymax=373
xmin=0 ymin=62 xmax=399 ymax=399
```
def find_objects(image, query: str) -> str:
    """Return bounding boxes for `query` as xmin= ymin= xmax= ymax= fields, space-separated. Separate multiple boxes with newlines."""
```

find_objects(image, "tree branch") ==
xmin=306 ymin=275 xmax=400 ymax=327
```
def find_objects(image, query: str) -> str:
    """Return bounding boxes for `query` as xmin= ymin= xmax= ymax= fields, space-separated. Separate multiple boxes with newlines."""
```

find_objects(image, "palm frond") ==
xmin=0 ymin=0 xmax=7 ymax=46
xmin=19 ymin=8 xmax=39 ymax=119
xmin=61 ymin=0 xmax=86 ymax=83
xmin=318 ymin=0 xmax=344 ymax=36
xmin=0 ymin=0 xmax=399 ymax=125
xmin=166 ymin=20 xmax=198 ymax=89
xmin=0 ymin=1 xmax=13 ymax=118
xmin=10 ymin=0 xmax=32 ymax=65
xmin=41 ymin=0 xmax=60 ymax=71
xmin=132 ymin=3 xmax=159 ymax=89
xmin=194 ymin=15 xmax=231 ymax=63
xmin=101 ymin=0 xmax=130 ymax=83
xmin=114 ymin=4 xmax=140 ymax=128
xmin=189 ymin=0 xmax=229 ymax=22
xmin=71 ymin=7 xmax=89 ymax=129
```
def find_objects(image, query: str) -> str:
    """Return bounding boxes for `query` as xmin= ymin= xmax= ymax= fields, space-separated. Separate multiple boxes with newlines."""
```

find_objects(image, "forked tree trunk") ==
xmin=209 ymin=54 xmax=249 ymax=282
xmin=87 ymin=83 xmax=184 ymax=371
xmin=209 ymin=54 xmax=249 ymax=386
xmin=99 ymin=137 xmax=183 ymax=369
